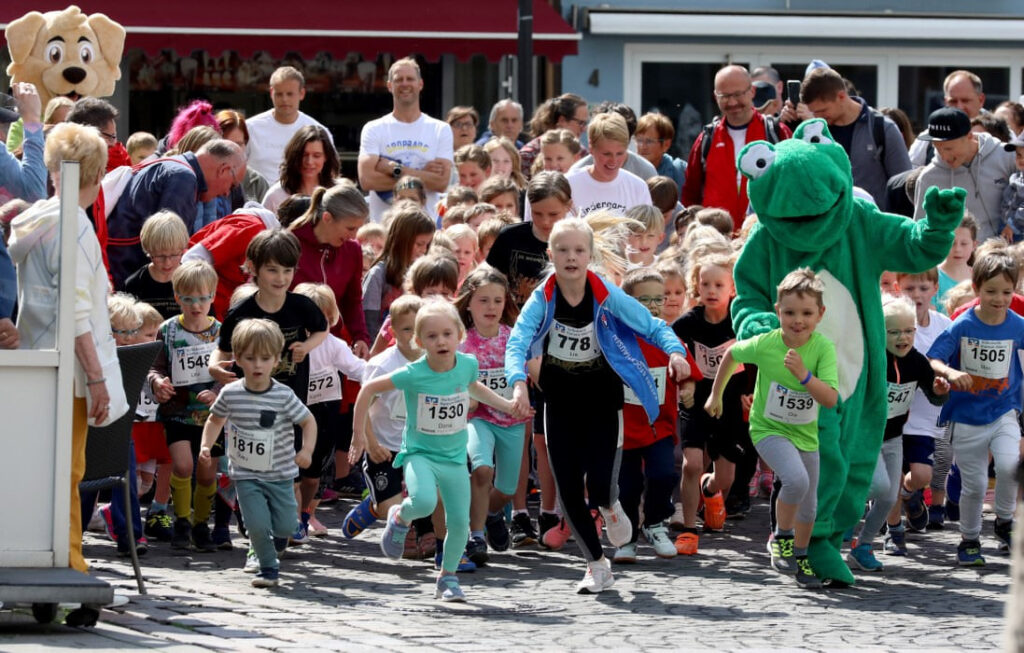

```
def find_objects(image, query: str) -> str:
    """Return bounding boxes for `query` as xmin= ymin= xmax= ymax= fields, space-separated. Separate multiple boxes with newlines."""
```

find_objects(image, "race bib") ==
xmin=478 ymin=368 xmax=513 ymax=400
xmin=228 ymin=423 xmax=273 ymax=471
xmin=389 ymin=393 xmax=407 ymax=421
xmin=763 ymin=381 xmax=817 ymax=425
xmin=961 ymin=337 xmax=1013 ymax=379
xmin=307 ymin=369 xmax=342 ymax=405
xmin=171 ymin=342 xmax=216 ymax=386
xmin=886 ymin=381 xmax=917 ymax=420
xmin=547 ymin=321 xmax=600 ymax=362
xmin=136 ymin=386 xmax=159 ymax=422
xmin=624 ymin=366 xmax=667 ymax=406
xmin=416 ymin=392 xmax=468 ymax=435
xmin=694 ymin=341 xmax=732 ymax=378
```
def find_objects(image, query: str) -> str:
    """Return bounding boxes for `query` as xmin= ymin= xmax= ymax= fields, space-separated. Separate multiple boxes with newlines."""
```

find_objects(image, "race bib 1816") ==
xmin=228 ymin=423 xmax=273 ymax=471
xmin=763 ymin=381 xmax=817 ymax=425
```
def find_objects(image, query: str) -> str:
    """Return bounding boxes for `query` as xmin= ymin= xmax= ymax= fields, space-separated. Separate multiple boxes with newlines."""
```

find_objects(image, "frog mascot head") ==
xmin=731 ymin=119 xmax=964 ymax=586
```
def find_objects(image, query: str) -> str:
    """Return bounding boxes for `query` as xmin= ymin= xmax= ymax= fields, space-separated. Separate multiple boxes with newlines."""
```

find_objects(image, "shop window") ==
xmin=898 ymin=66 xmax=1008 ymax=132
xmin=770 ymin=63 xmax=878 ymax=108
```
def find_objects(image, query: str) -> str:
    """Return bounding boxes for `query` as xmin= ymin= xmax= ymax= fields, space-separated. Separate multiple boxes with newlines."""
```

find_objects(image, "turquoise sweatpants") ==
xmin=400 ymin=454 xmax=470 ymax=573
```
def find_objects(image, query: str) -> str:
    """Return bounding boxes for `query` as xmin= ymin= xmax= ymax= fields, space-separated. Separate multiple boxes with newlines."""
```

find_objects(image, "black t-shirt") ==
xmin=672 ymin=305 xmax=752 ymax=405
xmin=539 ymin=283 xmax=623 ymax=407
xmin=124 ymin=264 xmax=179 ymax=321
xmin=219 ymin=292 xmax=328 ymax=399
xmin=486 ymin=222 xmax=549 ymax=308
xmin=884 ymin=347 xmax=942 ymax=440
xmin=830 ymin=106 xmax=865 ymax=158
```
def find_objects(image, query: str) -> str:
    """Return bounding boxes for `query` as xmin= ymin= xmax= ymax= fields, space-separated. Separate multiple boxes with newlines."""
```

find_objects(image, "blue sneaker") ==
xmin=435 ymin=574 xmax=466 ymax=602
xmin=847 ymin=542 xmax=884 ymax=571
xmin=251 ymin=567 xmax=280 ymax=588
xmin=884 ymin=528 xmax=907 ymax=556
xmin=342 ymin=496 xmax=378 ymax=539
xmin=380 ymin=505 xmax=410 ymax=560
xmin=289 ymin=522 xmax=308 ymax=546
xmin=434 ymin=543 xmax=477 ymax=572
xmin=927 ymin=505 xmax=945 ymax=530
xmin=904 ymin=490 xmax=928 ymax=533
xmin=957 ymin=539 xmax=985 ymax=566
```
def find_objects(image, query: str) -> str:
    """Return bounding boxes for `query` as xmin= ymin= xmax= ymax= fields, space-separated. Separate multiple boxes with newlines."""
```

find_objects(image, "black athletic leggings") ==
xmin=544 ymin=402 xmax=623 ymax=562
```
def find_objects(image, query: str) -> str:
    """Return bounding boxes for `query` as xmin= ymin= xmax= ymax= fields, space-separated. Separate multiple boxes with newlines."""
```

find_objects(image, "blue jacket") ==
xmin=0 ymin=122 xmax=46 ymax=205
xmin=505 ymin=270 xmax=687 ymax=423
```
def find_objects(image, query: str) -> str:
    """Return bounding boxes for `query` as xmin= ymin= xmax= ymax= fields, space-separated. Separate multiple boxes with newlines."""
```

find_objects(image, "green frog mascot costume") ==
xmin=731 ymin=119 xmax=964 ymax=585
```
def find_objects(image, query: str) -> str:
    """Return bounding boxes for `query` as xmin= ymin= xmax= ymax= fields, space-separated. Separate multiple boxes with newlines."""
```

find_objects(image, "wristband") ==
xmin=799 ymin=371 xmax=812 ymax=386
xmin=86 ymin=377 xmax=106 ymax=386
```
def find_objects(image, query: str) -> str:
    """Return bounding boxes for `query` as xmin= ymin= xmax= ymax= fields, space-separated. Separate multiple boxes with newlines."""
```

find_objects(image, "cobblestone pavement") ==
xmin=0 ymin=498 xmax=1011 ymax=651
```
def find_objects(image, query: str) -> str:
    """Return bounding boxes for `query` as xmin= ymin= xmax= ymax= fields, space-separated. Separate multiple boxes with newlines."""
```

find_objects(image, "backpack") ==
xmin=700 ymin=115 xmax=784 ymax=168
xmin=864 ymin=106 xmax=887 ymax=163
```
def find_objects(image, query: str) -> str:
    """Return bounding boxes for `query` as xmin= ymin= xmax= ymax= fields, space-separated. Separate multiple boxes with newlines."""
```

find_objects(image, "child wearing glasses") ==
xmin=124 ymin=210 xmax=191 ymax=320
xmin=147 ymin=260 xmax=225 ymax=552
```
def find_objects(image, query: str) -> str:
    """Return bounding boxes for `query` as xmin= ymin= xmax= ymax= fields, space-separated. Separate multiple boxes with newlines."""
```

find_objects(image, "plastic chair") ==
xmin=81 ymin=341 xmax=160 ymax=594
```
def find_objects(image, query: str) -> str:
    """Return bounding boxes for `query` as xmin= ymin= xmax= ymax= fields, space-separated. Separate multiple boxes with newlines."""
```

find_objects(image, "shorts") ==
xmin=164 ymin=420 xmax=224 ymax=458
xmin=361 ymin=452 xmax=404 ymax=505
xmin=133 ymin=421 xmax=171 ymax=465
xmin=468 ymin=419 xmax=526 ymax=496
xmin=301 ymin=401 xmax=342 ymax=479
xmin=902 ymin=433 xmax=936 ymax=468
xmin=679 ymin=404 xmax=751 ymax=464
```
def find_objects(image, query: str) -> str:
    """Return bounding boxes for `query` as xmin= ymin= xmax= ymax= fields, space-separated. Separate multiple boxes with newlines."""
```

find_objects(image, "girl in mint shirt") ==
xmin=350 ymin=300 xmax=529 ymax=602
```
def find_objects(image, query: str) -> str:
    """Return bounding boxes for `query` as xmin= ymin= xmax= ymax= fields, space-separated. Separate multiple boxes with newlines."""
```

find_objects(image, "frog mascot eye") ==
xmin=799 ymin=120 xmax=833 ymax=146
xmin=738 ymin=143 xmax=776 ymax=180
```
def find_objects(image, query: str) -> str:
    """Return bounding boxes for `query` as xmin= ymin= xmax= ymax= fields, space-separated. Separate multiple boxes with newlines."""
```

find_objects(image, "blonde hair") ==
xmin=695 ymin=208 xmax=734 ymax=237
xmin=483 ymin=137 xmax=527 ymax=189
xmin=540 ymin=128 xmax=581 ymax=154
xmin=108 ymin=292 xmax=142 ymax=329
xmin=442 ymin=205 xmax=469 ymax=229
xmin=477 ymin=218 xmax=507 ymax=246
xmin=356 ymin=223 xmax=386 ymax=244
xmin=231 ymin=318 xmax=285 ymax=358
xmin=656 ymin=258 xmax=685 ymax=285
xmin=445 ymin=224 xmax=478 ymax=251
xmin=389 ymin=294 xmax=425 ymax=322
xmin=625 ymin=204 xmax=664 ymax=234
xmin=587 ymin=112 xmax=629 ymax=147
xmin=777 ymin=267 xmax=825 ymax=307
xmin=686 ymin=251 xmax=734 ymax=302
xmin=414 ymin=298 xmax=465 ymax=342
xmin=135 ymin=301 xmax=163 ymax=330
xmin=882 ymin=294 xmax=916 ymax=323
xmin=169 ymin=125 xmax=219 ymax=155
xmin=621 ymin=267 xmax=664 ymax=295
xmin=126 ymin=131 xmax=158 ymax=157
xmin=44 ymin=122 xmax=107 ymax=184
xmin=229 ymin=283 xmax=258 ymax=311
xmin=388 ymin=57 xmax=421 ymax=82
xmin=293 ymin=282 xmax=340 ymax=327
xmin=140 ymin=210 xmax=189 ymax=254
xmin=550 ymin=213 xmax=642 ymax=281
xmin=269 ymin=65 xmax=305 ymax=88
xmin=454 ymin=144 xmax=491 ymax=171
xmin=444 ymin=185 xmax=478 ymax=209
xmin=944 ymin=279 xmax=976 ymax=315
xmin=172 ymin=260 xmax=217 ymax=296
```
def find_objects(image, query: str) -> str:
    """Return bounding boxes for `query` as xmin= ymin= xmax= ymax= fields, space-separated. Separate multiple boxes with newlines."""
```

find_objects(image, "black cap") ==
xmin=752 ymin=81 xmax=777 ymax=110
xmin=918 ymin=107 xmax=971 ymax=142
xmin=1004 ymin=132 xmax=1024 ymax=151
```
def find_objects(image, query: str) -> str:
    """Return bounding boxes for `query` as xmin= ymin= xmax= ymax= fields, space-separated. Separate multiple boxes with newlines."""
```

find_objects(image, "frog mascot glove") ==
xmin=731 ymin=119 xmax=964 ymax=585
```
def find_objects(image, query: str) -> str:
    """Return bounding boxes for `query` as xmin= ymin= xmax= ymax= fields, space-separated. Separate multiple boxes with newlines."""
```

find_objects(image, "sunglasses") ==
xmin=177 ymin=293 xmax=214 ymax=305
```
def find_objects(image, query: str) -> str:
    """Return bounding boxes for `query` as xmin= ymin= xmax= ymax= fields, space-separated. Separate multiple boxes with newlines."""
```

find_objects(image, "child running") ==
xmin=200 ymin=318 xmax=317 ymax=587
xmin=351 ymin=299 xmax=529 ymax=602
xmin=506 ymin=217 xmax=691 ymax=593
xmin=705 ymin=268 xmax=839 ymax=589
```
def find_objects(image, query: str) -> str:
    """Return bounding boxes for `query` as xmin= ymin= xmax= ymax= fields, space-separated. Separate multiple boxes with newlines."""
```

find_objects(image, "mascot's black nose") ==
xmin=62 ymin=67 xmax=86 ymax=84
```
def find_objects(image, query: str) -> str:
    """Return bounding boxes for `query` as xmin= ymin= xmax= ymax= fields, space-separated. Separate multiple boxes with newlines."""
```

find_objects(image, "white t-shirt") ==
xmin=359 ymin=113 xmax=454 ymax=222
xmin=261 ymin=182 xmax=289 ymax=214
xmin=904 ymin=309 xmax=952 ymax=438
xmin=246 ymin=110 xmax=333 ymax=183
xmin=565 ymin=167 xmax=652 ymax=217
xmin=363 ymin=346 xmax=418 ymax=452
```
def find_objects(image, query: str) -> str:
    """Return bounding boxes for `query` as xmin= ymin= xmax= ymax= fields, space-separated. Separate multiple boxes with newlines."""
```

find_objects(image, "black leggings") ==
xmin=544 ymin=402 xmax=623 ymax=562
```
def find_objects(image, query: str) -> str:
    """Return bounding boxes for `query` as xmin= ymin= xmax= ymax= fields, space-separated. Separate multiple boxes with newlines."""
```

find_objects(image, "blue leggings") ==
xmin=400 ymin=455 xmax=470 ymax=573
xmin=468 ymin=419 xmax=526 ymax=496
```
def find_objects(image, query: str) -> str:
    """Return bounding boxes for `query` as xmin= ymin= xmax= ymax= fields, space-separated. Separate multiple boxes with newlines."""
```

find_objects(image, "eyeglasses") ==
xmin=100 ymin=130 xmax=117 ymax=144
xmin=636 ymin=296 xmax=666 ymax=306
xmin=714 ymin=86 xmax=751 ymax=102
xmin=451 ymin=120 xmax=476 ymax=130
xmin=177 ymin=293 xmax=213 ymax=305
xmin=111 ymin=326 xmax=140 ymax=337
xmin=635 ymin=138 xmax=667 ymax=147
xmin=228 ymin=165 xmax=244 ymax=191
xmin=147 ymin=251 xmax=184 ymax=262
xmin=886 ymin=328 xmax=916 ymax=337
xmin=569 ymin=117 xmax=588 ymax=129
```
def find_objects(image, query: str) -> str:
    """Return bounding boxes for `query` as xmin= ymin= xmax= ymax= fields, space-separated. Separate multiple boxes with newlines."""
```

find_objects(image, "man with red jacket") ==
xmin=682 ymin=65 xmax=791 ymax=233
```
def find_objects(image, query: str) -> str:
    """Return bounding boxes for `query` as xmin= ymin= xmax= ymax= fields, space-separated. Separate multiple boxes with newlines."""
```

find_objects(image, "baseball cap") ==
xmin=752 ymin=81 xmax=777 ymax=110
xmin=1004 ymin=132 xmax=1024 ymax=151
xmin=918 ymin=107 xmax=971 ymax=142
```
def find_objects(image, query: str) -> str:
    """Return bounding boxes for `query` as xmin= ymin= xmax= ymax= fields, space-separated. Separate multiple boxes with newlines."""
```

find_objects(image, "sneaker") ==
xmin=847 ymin=542 xmax=884 ymax=571
xmin=674 ymin=531 xmax=699 ymax=556
xmin=669 ymin=503 xmax=685 ymax=531
xmin=87 ymin=504 xmax=106 ymax=532
xmin=116 ymin=537 xmax=148 ymax=558
xmin=542 ymin=517 xmax=572 ymax=551
xmin=334 ymin=473 xmax=366 ymax=498
xmin=289 ymin=523 xmax=309 ymax=546
xmin=995 ymin=518 xmax=1013 ymax=553
xmin=642 ymin=523 xmax=677 ymax=559
xmin=434 ymin=546 xmax=477 ymax=572
xmin=99 ymin=503 xmax=117 ymax=543
xmin=927 ymin=505 xmax=946 ymax=530
xmin=576 ymin=558 xmax=615 ymax=594
xmin=537 ymin=512 xmax=559 ymax=542
xmin=212 ymin=526 xmax=233 ymax=550
xmin=274 ymin=537 xmax=288 ymax=559
xmin=171 ymin=517 xmax=191 ymax=550
xmin=957 ymin=539 xmax=985 ymax=566
xmin=884 ymin=528 xmax=907 ymax=556
xmin=251 ymin=567 xmax=280 ymax=588
xmin=243 ymin=548 xmax=259 ymax=573
xmin=144 ymin=510 xmax=174 ymax=541
xmin=944 ymin=499 xmax=960 ymax=523
xmin=725 ymin=495 xmax=750 ymax=520
xmin=380 ymin=505 xmax=410 ymax=560
xmin=795 ymin=556 xmax=823 ymax=589
xmin=466 ymin=536 xmax=489 ymax=565
xmin=768 ymin=534 xmax=795 ymax=572
xmin=511 ymin=512 xmax=539 ymax=548
xmin=700 ymin=474 xmax=726 ymax=531
xmin=416 ymin=532 xmax=438 ymax=558
xmin=435 ymin=574 xmax=466 ymax=602
xmin=485 ymin=512 xmax=511 ymax=552
xmin=191 ymin=522 xmax=216 ymax=553
xmin=599 ymin=501 xmax=632 ymax=547
xmin=904 ymin=490 xmax=928 ymax=533
xmin=308 ymin=517 xmax=328 ymax=537
xmin=613 ymin=542 xmax=637 ymax=563
xmin=318 ymin=488 xmax=341 ymax=504
xmin=342 ymin=496 xmax=377 ymax=539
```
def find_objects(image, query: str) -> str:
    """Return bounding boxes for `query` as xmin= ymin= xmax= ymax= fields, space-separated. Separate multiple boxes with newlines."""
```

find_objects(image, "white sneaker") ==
xmin=612 ymin=542 xmax=637 ymax=564
xmin=599 ymin=501 xmax=632 ymax=547
xmin=576 ymin=558 xmax=615 ymax=594
xmin=243 ymin=548 xmax=259 ymax=573
xmin=669 ymin=503 xmax=685 ymax=531
xmin=642 ymin=523 xmax=678 ymax=559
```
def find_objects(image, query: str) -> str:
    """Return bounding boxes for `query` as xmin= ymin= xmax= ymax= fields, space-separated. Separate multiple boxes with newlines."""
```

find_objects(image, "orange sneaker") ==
xmin=701 ymin=473 xmax=726 ymax=531
xmin=675 ymin=531 xmax=699 ymax=555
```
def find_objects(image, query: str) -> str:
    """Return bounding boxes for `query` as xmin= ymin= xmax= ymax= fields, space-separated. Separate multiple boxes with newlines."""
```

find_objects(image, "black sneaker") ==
xmin=144 ymin=510 xmax=174 ymax=541
xmin=904 ymin=490 xmax=928 ymax=533
xmin=537 ymin=512 xmax=559 ymax=540
xmin=794 ymin=555 xmax=823 ymax=589
xmin=117 ymin=536 xmax=148 ymax=558
xmin=466 ymin=535 xmax=489 ymax=565
xmin=926 ymin=505 xmax=945 ymax=531
xmin=944 ymin=499 xmax=960 ymax=522
xmin=171 ymin=517 xmax=191 ymax=550
xmin=485 ymin=512 xmax=511 ymax=551
xmin=725 ymin=495 xmax=750 ymax=519
xmin=191 ymin=522 xmax=216 ymax=552
xmin=995 ymin=518 xmax=1013 ymax=553
xmin=511 ymin=512 xmax=539 ymax=547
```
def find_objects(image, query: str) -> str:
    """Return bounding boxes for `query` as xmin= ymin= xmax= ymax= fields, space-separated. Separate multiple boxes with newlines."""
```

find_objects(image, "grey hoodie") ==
xmin=912 ymin=131 xmax=1016 ymax=242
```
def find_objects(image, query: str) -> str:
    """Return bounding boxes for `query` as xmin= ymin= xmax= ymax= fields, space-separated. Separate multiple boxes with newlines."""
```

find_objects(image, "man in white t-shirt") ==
xmin=358 ymin=57 xmax=454 ymax=222
xmin=566 ymin=113 xmax=652 ymax=217
xmin=246 ymin=66 xmax=334 ymax=184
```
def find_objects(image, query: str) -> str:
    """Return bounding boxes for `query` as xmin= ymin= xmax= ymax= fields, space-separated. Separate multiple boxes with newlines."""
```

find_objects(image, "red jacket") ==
xmin=622 ymin=339 xmax=702 ymax=450
xmin=188 ymin=213 xmax=267 ymax=321
xmin=950 ymin=293 xmax=1024 ymax=320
